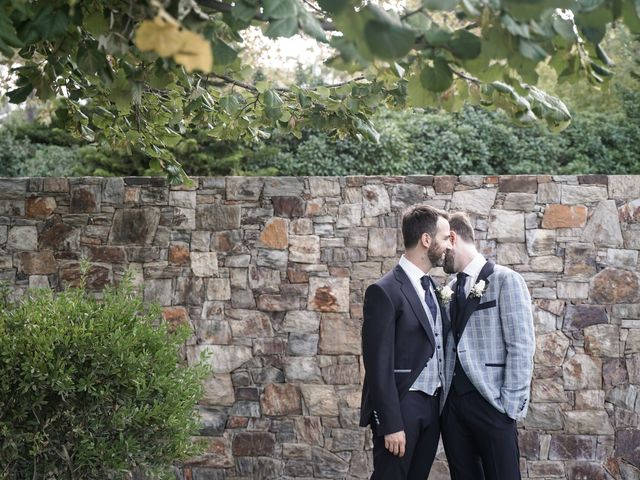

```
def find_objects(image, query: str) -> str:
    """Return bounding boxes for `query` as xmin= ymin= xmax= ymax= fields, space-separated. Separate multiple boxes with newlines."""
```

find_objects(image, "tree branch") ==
xmin=401 ymin=7 xmax=424 ymax=21
xmin=207 ymin=73 xmax=369 ymax=96
xmin=211 ymin=73 xmax=258 ymax=93
xmin=449 ymin=66 xmax=481 ymax=84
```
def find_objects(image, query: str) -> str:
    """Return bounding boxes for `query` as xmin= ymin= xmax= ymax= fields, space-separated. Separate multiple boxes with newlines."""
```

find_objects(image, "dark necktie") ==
xmin=420 ymin=275 xmax=438 ymax=322
xmin=455 ymin=272 xmax=468 ymax=318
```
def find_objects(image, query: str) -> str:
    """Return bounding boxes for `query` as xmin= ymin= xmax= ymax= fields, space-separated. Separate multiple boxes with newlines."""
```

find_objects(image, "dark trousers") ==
xmin=370 ymin=391 xmax=440 ymax=480
xmin=441 ymin=388 xmax=521 ymax=480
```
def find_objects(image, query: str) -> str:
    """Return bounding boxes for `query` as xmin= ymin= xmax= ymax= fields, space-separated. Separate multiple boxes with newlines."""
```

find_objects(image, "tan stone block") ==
xmin=308 ymin=277 xmax=350 ymax=313
xmin=26 ymin=196 xmax=56 ymax=219
xmin=319 ymin=313 xmax=361 ymax=355
xmin=542 ymin=204 xmax=587 ymax=228
xmin=168 ymin=243 xmax=190 ymax=265
xmin=258 ymin=218 xmax=289 ymax=250
xmin=261 ymin=383 xmax=302 ymax=416
xmin=16 ymin=251 xmax=56 ymax=275
xmin=161 ymin=306 xmax=189 ymax=332
xmin=590 ymin=268 xmax=640 ymax=304
xmin=300 ymin=385 xmax=339 ymax=416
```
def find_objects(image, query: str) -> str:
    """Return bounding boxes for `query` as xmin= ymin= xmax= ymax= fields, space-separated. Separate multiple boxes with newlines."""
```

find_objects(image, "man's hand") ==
xmin=384 ymin=430 xmax=406 ymax=457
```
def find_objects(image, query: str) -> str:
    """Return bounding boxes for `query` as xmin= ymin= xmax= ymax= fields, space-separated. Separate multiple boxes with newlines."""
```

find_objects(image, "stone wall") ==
xmin=1 ymin=175 xmax=639 ymax=480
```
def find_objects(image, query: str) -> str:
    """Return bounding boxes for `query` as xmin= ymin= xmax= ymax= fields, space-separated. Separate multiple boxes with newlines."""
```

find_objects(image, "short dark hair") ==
xmin=402 ymin=205 xmax=449 ymax=249
xmin=449 ymin=211 xmax=475 ymax=242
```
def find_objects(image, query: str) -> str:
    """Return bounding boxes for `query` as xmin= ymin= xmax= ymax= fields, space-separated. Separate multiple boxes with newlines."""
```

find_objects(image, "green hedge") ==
xmin=0 ymin=274 xmax=208 ymax=479
xmin=1 ymin=88 xmax=639 ymax=177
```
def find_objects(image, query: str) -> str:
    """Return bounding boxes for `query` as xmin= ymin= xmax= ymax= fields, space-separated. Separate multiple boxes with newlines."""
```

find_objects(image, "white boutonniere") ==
xmin=436 ymin=285 xmax=454 ymax=304
xmin=470 ymin=280 xmax=487 ymax=298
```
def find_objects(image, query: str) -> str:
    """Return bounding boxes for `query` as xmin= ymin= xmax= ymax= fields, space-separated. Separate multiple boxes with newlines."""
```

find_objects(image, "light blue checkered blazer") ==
xmin=442 ymin=262 xmax=535 ymax=420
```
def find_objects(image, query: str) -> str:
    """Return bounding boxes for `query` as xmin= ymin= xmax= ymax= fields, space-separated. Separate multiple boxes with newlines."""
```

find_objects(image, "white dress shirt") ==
xmin=461 ymin=254 xmax=487 ymax=297
xmin=399 ymin=255 xmax=444 ymax=394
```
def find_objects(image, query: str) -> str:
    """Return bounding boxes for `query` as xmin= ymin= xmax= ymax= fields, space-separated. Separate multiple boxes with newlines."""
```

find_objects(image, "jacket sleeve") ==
xmin=498 ymin=270 xmax=535 ymax=420
xmin=361 ymin=283 xmax=404 ymax=436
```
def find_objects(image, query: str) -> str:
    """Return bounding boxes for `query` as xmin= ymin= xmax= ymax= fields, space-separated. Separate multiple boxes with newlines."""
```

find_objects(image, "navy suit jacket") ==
xmin=359 ymin=264 xmax=449 ymax=436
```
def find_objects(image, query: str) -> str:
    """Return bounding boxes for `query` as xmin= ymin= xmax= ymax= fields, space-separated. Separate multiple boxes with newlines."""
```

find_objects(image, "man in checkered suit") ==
xmin=441 ymin=211 xmax=535 ymax=480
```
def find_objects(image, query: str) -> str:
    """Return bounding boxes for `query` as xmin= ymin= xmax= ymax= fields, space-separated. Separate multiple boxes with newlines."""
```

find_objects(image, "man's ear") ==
xmin=421 ymin=232 xmax=431 ymax=248
xmin=450 ymin=231 xmax=458 ymax=245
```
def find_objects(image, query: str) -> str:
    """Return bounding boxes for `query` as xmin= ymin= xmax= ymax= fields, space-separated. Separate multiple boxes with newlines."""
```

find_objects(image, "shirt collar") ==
xmin=463 ymin=254 xmax=486 ymax=279
xmin=399 ymin=255 xmax=429 ymax=285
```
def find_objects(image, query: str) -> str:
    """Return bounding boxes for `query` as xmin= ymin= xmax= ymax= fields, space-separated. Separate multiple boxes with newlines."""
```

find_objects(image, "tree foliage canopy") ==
xmin=1 ymin=0 xmax=638 ymax=181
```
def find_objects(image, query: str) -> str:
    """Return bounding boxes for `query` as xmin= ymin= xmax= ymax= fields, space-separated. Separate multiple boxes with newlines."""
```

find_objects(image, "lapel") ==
xmin=429 ymin=276 xmax=450 ymax=339
xmin=393 ymin=265 xmax=436 ymax=349
xmin=457 ymin=261 xmax=495 ymax=337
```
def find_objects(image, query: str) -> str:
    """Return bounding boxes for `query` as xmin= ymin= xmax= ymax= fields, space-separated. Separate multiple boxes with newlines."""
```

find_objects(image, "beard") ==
xmin=443 ymin=249 xmax=456 ymax=274
xmin=427 ymin=244 xmax=446 ymax=268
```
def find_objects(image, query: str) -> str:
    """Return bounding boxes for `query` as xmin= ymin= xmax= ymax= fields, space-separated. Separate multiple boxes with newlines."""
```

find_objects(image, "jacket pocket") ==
xmin=485 ymin=363 xmax=506 ymax=367
xmin=393 ymin=369 xmax=412 ymax=373
xmin=477 ymin=300 xmax=496 ymax=311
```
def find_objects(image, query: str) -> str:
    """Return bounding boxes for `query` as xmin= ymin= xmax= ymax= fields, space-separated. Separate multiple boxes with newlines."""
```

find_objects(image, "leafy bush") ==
xmin=0 ymin=127 xmax=35 ymax=177
xmin=1 ymin=87 xmax=639 ymax=177
xmin=0 ymin=274 xmax=208 ymax=479
xmin=18 ymin=144 xmax=83 ymax=177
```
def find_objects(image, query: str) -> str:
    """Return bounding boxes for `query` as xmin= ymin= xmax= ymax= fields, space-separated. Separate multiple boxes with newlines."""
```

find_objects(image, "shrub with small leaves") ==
xmin=0 ymin=273 xmax=208 ymax=479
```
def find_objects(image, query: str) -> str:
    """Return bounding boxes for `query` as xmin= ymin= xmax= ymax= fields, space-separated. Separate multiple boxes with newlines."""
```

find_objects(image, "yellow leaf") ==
xmin=134 ymin=13 xmax=213 ymax=73
xmin=173 ymin=29 xmax=213 ymax=73
xmin=135 ymin=16 xmax=182 ymax=58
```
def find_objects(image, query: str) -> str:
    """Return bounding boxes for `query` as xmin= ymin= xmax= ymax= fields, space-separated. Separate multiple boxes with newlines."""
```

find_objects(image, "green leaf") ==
xmin=256 ymin=81 xmax=269 ymax=93
xmin=109 ymin=74 xmax=133 ymax=115
xmin=464 ymin=56 xmax=504 ymax=81
xmin=19 ymin=5 xmax=69 ymax=43
xmin=519 ymin=39 xmax=548 ymax=60
xmin=461 ymin=0 xmax=481 ymax=15
xmin=552 ymin=11 xmax=578 ymax=40
xmin=316 ymin=86 xmax=331 ymax=97
xmin=481 ymin=25 xmax=511 ymax=58
xmin=219 ymin=95 xmax=241 ymax=114
xmin=161 ymin=128 xmax=182 ymax=147
xmin=501 ymin=15 xmax=530 ymax=38
xmin=0 ymin=16 xmax=23 ymax=48
xmin=83 ymin=11 xmax=108 ymax=37
xmin=264 ymin=16 xmax=299 ymax=38
xmin=364 ymin=20 xmax=416 ymax=60
xmin=508 ymin=51 xmax=540 ymax=83
xmin=7 ymin=84 xmax=34 ymax=104
xmin=232 ymin=0 xmax=258 ymax=22
xmin=424 ymin=26 xmax=452 ymax=47
xmin=420 ymin=58 xmax=453 ymax=92
xmin=213 ymin=40 xmax=238 ymax=65
xmin=503 ymin=0 xmax=572 ymax=21
xmin=622 ymin=0 xmax=640 ymax=33
xmin=422 ymin=0 xmax=458 ymax=10
xmin=299 ymin=9 xmax=328 ymax=42
xmin=447 ymin=29 xmax=482 ymax=59
xmin=0 ymin=39 xmax=14 ymax=57
xmin=407 ymin=70 xmax=438 ymax=107
xmin=263 ymin=0 xmax=298 ymax=19
xmin=77 ymin=48 xmax=107 ymax=76
xmin=354 ymin=116 xmax=380 ymax=143
xmin=263 ymin=89 xmax=284 ymax=120
xmin=318 ymin=0 xmax=351 ymax=15
xmin=297 ymin=91 xmax=312 ymax=107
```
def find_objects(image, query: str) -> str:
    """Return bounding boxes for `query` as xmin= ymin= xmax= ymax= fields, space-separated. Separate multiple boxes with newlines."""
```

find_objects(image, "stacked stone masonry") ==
xmin=1 ymin=175 xmax=640 ymax=480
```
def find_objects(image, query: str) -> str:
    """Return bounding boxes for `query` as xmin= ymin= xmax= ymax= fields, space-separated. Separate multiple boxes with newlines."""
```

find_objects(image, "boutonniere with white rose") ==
xmin=436 ymin=285 xmax=454 ymax=305
xmin=470 ymin=280 xmax=487 ymax=298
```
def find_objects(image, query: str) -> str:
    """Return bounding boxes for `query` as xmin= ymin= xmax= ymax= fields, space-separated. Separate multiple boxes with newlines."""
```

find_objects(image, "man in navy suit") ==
xmin=359 ymin=204 xmax=452 ymax=480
